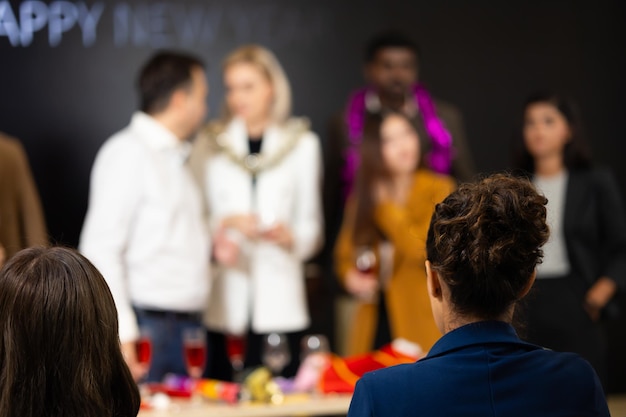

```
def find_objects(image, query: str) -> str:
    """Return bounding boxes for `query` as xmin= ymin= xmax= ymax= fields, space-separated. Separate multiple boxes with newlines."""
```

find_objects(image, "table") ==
xmin=139 ymin=392 xmax=626 ymax=416
xmin=138 ymin=394 xmax=352 ymax=417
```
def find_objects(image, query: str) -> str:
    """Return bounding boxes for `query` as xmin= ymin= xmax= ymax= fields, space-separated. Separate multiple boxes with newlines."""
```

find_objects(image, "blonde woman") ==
xmin=193 ymin=45 xmax=323 ymax=379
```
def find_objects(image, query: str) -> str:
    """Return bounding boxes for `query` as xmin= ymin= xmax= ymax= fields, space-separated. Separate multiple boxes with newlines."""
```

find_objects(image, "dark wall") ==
xmin=1 ymin=0 xmax=625 ymax=390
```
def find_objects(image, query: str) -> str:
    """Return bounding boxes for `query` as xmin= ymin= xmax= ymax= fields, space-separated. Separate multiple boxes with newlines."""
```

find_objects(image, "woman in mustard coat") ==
xmin=335 ymin=110 xmax=455 ymax=355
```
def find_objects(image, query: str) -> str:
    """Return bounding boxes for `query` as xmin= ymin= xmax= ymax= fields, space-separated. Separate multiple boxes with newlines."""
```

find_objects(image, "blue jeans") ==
xmin=134 ymin=307 xmax=203 ymax=382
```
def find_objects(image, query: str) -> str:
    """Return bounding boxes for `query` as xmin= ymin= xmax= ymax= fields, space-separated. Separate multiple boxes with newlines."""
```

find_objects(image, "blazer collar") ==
xmin=426 ymin=321 xmax=539 ymax=359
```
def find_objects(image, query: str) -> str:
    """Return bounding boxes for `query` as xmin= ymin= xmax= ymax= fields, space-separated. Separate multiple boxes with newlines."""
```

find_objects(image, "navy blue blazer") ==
xmin=347 ymin=321 xmax=608 ymax=417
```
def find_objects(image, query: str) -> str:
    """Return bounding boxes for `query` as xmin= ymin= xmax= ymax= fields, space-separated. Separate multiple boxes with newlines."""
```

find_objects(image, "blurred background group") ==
xmin=1 ymin=0 xmax=625 ymax=394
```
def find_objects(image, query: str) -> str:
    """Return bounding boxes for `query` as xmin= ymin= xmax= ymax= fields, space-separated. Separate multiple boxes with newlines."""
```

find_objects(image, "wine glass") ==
xmin=182 ymin=327 xmax=207 ymax=401
xmin=301 ymin=334 xmax=330 ymax=360
xmin=355 ymin=246 xmax=377 ymax=274
xmin=135 ymin=327 xmax=152 ymax=398
xmin=355 ymin=246 xmax=379 ymax=303
xmin=295 ymin=334 xmax=331 ymax=393
xmin=136 ymin=327 xmax=153 ymax=370
xmin=226 ymin=334 xmax=246 ymax=380
xmin=262 ymin=333 xmax=291 ymax=376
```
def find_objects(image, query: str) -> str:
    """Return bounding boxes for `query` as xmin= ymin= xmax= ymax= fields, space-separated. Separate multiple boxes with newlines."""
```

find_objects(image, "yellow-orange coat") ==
xmin=335 ymin=170 xmax=456 ymax=355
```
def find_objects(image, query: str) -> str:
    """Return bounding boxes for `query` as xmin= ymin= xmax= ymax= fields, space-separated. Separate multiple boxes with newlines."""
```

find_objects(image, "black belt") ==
xmin=134 ymin=307 xmax=202 ymax=322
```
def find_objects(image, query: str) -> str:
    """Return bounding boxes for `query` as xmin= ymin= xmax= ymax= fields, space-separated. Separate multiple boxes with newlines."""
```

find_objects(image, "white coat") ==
xmin=203 ymin=118 xmax=323 ymax=335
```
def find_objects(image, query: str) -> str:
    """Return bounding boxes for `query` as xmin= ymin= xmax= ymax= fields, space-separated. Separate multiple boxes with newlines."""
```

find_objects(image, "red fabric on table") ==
xmin=319 ymin=344 xmax=419 ymax=394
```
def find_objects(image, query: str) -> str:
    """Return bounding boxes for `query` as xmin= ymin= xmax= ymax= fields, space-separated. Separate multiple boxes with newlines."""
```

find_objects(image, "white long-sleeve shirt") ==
xmin=80 ymin=112 xmax=211 ymax=343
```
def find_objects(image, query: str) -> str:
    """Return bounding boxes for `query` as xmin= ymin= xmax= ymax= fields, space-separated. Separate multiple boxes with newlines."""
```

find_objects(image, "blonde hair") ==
xmin=222 ymin=45 xmax=292 ymax=124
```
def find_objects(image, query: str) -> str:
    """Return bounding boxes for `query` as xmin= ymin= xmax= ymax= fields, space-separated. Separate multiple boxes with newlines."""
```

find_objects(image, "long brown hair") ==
xmin=352 ymin=111 xmax=422 ymax=245
xmin=0 ymin=247 xmax=140 ymax=417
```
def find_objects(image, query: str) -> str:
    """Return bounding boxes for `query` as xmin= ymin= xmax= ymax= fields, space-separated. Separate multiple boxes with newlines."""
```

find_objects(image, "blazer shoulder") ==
xmin=570 ymin=167 xmax=620 ymax=192
xmin=355 ymin=360 xmax=442 ymax=401
xmin=361 ymin=360 xmax=424 ymax=384
xmin=570 ymin=166 xmax=610 ymax=180
xmin=535 ymin=350 xmax=609 ymax=415
xmin=588 ymin=166 xmax=618 ymax=183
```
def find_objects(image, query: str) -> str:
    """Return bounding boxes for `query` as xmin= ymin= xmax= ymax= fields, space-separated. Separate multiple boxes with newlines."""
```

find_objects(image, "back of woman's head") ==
xmin=426 ymin=174 xmax=550 ymax=319
xmin=0 ymin=247 xmax=139 ymax=417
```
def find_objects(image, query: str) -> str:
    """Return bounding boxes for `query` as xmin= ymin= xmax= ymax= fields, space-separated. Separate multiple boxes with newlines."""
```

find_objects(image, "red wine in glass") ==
xmin=136 ymin=337 xmax=152 ymax=367
xmin=135 ymin=328 xmax=152 ymax=396
xmin=184 ymin=343 xmax=207 ymax=378
xmin=226 ymin=335 xmax=246 ymax=372
xmin=181 ymin=328 xmax=207 ymax=403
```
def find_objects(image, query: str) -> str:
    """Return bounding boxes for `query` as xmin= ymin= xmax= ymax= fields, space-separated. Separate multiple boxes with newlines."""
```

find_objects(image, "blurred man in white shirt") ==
xmin=80 ymin=51 xmax=210 ymax=381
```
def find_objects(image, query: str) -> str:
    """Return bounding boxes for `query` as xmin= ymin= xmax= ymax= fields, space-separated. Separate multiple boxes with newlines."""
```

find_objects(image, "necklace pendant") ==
xmin=244 ymin=154 xmax=261 ymax=171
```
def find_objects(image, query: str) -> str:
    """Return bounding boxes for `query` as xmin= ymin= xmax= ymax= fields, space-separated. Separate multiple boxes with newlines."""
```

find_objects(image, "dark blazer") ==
xmin=347 ymin=321 xmax=608 ymax=417
xmin=563 ymin=169 xmax=626 ymax=294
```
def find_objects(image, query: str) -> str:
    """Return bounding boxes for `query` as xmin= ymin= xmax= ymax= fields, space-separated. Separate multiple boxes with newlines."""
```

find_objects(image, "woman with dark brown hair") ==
xmin=347 ymin=174 xmax=609 ymax=417
xmin=513 ymin=92 xmax=626 ymax=386
xmin=0 ymin=247 xmax=140 ymax=417
xmin=334 ymin=110 xmax=455 ymax=355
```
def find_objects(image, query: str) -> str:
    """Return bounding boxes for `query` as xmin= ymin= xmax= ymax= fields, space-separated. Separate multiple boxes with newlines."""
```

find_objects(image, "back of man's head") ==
xmin=138 ymin=51 xmax=205 ymax=115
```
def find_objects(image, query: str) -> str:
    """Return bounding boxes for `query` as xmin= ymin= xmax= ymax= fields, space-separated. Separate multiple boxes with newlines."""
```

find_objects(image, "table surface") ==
xmin=138 ymin=392 xmax=626 ymax=417
xmin=138 ymin=393 xmax=352 ymax=417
